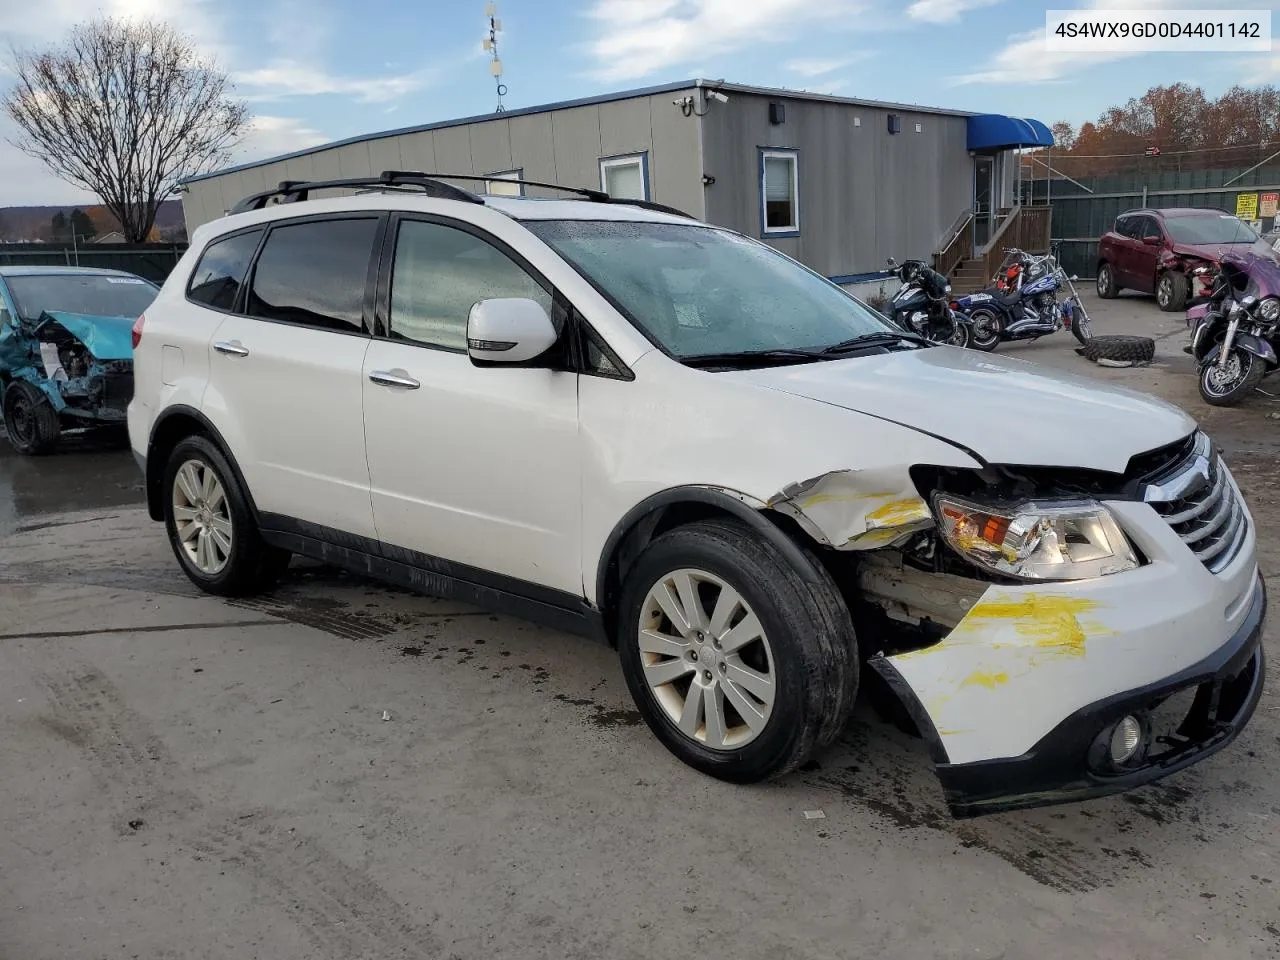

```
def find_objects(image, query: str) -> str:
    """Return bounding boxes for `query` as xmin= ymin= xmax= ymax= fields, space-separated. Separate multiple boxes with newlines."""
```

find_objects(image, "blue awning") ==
xmin=966 ymin=114 xmax=1054 ymax=152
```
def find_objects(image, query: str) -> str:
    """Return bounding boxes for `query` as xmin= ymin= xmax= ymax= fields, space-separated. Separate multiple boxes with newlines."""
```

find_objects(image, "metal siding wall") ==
xmin=395 ymin=131 xmax=437 ymax=171
xmin=469 ymin=118 xmax=514 ymax=175
xmin=367 ymin=136 xmax=404 ymax=174
xmin=508 ymin=113 xmax=557 ymax=197
xmin=551 ymin=106 xmax=604 ymax=193
xmin=645 ymin=93 xmax=703 ymax=217
xmin=701 ymin=94 xmax=972 ymax=277
xmin=178 ymin=86 xmax=704 ymax=228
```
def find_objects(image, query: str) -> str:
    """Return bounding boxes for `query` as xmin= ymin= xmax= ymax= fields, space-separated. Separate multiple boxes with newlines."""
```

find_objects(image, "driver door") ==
xmin=361 ymin=215 xmax=582 ymax=595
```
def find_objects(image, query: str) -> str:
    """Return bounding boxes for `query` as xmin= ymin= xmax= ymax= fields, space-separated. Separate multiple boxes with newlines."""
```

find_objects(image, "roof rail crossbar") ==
xmin=229 ymin=172 xmax=484 ymax=214
xmin=229 ymin=169 xmax=696 ymax=220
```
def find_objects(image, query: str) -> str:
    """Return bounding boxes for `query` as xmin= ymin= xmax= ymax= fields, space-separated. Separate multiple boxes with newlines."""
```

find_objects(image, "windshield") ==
xmin=524 ymin=220 xmax=894 ymax=358
xmin=7 ymin=274 xmax=158 ymax=321
xmin=1165 ymin=214 xmax=1257 ymax=245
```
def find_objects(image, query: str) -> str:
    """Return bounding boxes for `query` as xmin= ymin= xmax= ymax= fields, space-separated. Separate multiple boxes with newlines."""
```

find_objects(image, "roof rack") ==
xmin=229 ymin=169 xmax=695 ymax=219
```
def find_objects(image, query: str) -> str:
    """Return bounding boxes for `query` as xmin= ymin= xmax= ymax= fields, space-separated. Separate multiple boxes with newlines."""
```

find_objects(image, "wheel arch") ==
xmin=145 ymin=405 xmax=260 ymax=524
xmin=593 ymin=486 xmax=824 ymax=646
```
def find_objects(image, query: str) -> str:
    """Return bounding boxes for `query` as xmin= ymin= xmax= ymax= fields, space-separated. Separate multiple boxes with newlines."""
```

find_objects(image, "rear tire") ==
xmin=1198 ymin=349 xmax=1265 ymax=406
xmin=967 ymin=309 xmax=1001 ymax=352
xmin=2 ymin=381 xmax=61 ymax=455
xmin=1157 ymin=271 xmax=1188 ymax=312
xmin=1096 ymin=262 xmax=1119 ymax=299
xmin=162 ymin=434 xmax=290 ymax=596
xmin=617 ymin=519 xmax=857 ymax=783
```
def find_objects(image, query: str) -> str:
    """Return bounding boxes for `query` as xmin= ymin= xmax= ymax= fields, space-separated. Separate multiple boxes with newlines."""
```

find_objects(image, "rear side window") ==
xmin=246 ymin=218 xmax=379 ymax=333
xmin=1114 ymin=217 xmax=1136 ymax=238
xmin=187 ymin=229 xmax=263 ymax=310
xmin=388 ymin=219 xmax=551 ymax=350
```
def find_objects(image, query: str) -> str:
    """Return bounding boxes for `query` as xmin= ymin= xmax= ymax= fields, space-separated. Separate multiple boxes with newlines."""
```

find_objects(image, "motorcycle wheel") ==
xmin=967 ymin=309 xmax=1001 ymax=352
xmin=944 ymin=321 xmax=970 ymax=349
xmin=1070 ymin=307 xmax=1093 ymax=345
xmin=1198 ymin=349 xmax=1265 ymax=407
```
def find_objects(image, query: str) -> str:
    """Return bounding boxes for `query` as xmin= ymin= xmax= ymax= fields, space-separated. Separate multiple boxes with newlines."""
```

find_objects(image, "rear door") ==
xmin=1110 ymin=215 xmax=1141 ymax=287
xmin=202 ymin=214 xmax=382 ymax=541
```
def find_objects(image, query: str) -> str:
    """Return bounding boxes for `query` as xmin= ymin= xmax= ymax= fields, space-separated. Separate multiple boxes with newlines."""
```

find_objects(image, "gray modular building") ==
xmin=181 ymin=80 xmax=1051 ymax=286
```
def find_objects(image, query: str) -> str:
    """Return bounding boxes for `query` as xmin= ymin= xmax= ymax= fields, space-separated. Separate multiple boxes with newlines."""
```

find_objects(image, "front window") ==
xmin=599 ymin=154 xmax=647 ymax=200
xmin=6 ymin=273 xmax=158 ymax=321
xmin=525 ymin=220 xmax=895 ymax=361
xmin=1165 ymin=214 xmax=1258 ymax=244
xmin=761 ymin=149 xmax=799 ymax=235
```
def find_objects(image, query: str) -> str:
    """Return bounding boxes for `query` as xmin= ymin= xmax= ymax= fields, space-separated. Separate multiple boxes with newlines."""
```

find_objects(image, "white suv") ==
xmin=129 ymin=173 xmax=1265 ymax=817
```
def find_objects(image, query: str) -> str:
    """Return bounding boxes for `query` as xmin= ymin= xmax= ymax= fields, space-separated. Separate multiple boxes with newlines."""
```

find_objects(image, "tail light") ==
xmin=131 ymin=314 xmax=145 ymax=349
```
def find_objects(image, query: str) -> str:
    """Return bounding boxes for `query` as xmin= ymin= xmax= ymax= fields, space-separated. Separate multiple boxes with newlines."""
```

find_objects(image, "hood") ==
xmin=1171 ymin=238 xmax=1278 ymax=265
xmin=730 ymin=347 xmax=1195 ymax=474
xmin=37 ymin=311 xmax=135 ymax=360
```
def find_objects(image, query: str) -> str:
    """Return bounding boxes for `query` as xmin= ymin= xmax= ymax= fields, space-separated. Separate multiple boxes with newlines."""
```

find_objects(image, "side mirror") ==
xmin=467 ymin=298 xmax=558 ymax=363
xmin=1141 ymin=235 xmax=1162 ymax=246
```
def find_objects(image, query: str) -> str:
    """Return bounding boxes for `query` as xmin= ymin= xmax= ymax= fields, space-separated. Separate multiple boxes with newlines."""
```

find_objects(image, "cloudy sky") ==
xmin=0 ymin=0 xmax=1275 ymax=206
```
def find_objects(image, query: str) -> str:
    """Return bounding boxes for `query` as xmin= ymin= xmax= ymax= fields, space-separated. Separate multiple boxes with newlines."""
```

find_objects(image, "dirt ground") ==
xmin=1 ymin=289 xmax=1277 ymax=960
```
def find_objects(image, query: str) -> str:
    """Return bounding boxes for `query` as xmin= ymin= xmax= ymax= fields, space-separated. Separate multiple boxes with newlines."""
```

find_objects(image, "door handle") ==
xmin=368 ymin=369 xmax=421 ymax=390
xmin=214 ymin=340 xmax=250 ymax=357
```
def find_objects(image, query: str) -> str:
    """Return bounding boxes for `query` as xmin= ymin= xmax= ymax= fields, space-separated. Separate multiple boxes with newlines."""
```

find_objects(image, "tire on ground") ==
xmin=617 ymin=518 xmax=857 ymax=783
xmin=1079 ymin=335 xmax=1156 ymax=365
xmin=162 ymin=434 xmax=291 ymax=596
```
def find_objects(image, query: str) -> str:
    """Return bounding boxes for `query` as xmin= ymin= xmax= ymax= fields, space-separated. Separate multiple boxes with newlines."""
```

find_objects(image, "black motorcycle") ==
xmin=1185 ymin=252 xmax=1280 ymax=406
xmin=883 ymin=258 xmax=969 ymax=348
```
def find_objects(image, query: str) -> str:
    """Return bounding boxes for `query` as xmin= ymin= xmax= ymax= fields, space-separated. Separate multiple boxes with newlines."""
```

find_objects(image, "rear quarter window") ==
xmin=187 ymin=229 xmax=264 ymax=311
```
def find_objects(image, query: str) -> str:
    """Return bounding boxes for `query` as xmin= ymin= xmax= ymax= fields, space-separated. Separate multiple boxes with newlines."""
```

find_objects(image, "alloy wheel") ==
xmin=172 ymin=458 xmax=233 ymax=575
xmin=1157 ymin=275 xmax=1172 ymax=309
xmin=637 ymin=568 xmax=776 ymax=750
xmin=1096 ymin=266 xmax=1111 ymax=297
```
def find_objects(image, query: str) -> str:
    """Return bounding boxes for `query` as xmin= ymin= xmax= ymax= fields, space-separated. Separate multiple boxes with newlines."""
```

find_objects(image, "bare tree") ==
xmin=3 ymin=18 xmax=249 ymax=242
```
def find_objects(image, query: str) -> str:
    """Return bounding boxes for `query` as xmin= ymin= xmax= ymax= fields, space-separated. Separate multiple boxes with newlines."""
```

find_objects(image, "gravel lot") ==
xmin=1 ymin=289 xmax=1277 ymax=960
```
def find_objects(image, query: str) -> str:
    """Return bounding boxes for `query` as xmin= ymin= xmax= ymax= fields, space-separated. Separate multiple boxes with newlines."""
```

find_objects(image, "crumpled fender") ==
xmin=766 ymin=467 xmax=934 ymax=550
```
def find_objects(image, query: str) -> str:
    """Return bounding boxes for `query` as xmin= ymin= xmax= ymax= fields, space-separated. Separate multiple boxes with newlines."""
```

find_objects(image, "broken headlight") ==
xmin=933 ymin=495 xmax=1139 ymax=581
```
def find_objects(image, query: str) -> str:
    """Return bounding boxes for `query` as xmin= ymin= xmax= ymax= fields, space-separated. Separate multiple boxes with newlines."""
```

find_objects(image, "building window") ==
xmin=486 ymin=170 xmax=524 ymax=197
xmin=599 ymin=153 xmax=648 ymax=200
xmin=760 ymin=149 xmax=799 ymax=237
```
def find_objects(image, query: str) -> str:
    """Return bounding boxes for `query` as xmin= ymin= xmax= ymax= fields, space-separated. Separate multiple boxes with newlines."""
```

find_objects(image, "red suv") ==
xmin=1095 ymin=207 xmax=1277 ymax=311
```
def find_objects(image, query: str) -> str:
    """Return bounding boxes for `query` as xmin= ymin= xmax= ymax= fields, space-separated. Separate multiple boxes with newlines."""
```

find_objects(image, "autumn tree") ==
xmin=3 ymin=18 xmax=249 ymax=242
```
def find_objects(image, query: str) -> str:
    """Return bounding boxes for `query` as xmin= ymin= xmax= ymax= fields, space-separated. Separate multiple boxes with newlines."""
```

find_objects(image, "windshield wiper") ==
xmin=820 ymin=330 xmax=927 ymax=354
xmin=679 ymin=348 xmax=826 ymax=368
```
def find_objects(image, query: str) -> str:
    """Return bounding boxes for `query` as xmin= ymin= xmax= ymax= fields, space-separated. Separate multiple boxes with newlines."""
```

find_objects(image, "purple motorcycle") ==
xmin=1185 ymin=252 xmax=1280 ymax=406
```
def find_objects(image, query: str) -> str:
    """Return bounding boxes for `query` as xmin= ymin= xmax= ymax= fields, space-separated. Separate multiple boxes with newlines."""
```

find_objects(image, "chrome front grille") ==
xmin=1143 ymin=433 xmax=1248 ymax=574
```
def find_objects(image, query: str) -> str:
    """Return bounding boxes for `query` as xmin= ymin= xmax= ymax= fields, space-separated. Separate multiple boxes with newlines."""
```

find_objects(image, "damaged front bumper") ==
xmin=876 ymin=574 xmax=1266 ymax=817
xmin=862 ymin=474 xmax=1265 ymax=818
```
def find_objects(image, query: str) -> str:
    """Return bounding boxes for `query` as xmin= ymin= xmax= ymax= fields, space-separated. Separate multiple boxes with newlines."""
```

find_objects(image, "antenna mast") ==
xmin=483 ymin=2 xmax=506 ymax=113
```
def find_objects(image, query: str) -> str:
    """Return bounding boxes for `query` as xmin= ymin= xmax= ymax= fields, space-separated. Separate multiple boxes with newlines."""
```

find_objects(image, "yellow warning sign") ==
xmin=1236 ymin=193 xmax=1259 ymax=219
xmin=1261 ymin=193 xmax=1279 ymax=219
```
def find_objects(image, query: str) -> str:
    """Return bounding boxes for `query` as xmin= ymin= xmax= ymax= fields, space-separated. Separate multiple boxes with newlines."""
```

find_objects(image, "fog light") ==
xmin=1109 ymin=715 xmax=1143 ymax=765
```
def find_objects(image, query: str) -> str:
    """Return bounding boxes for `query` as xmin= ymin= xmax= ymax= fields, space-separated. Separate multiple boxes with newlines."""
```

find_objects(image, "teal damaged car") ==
xmin=0 ymin=267 xmax=158 ymax=454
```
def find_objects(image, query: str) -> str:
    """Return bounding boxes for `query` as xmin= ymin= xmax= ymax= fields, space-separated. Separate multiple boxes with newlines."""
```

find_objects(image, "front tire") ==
xmin=1157 ymin=271 xmax=1188 ymax=312
xmin=163 ymin=435 xmax=291 ymax=596
xmin=1070 ymin=305 xmax=1093 ymax=345
xmin=967 ymin=309 xmax=1002 ymax=352
xmin=2 ymin=381 xmax=61 ymax=455
xmin=1096 ymin=262 xmax=1119 ymax=299
xmin=617 ymin=520 xmax=857 ymax=783
xmin=1198 ymin=349 xmax=1265 ymax=406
